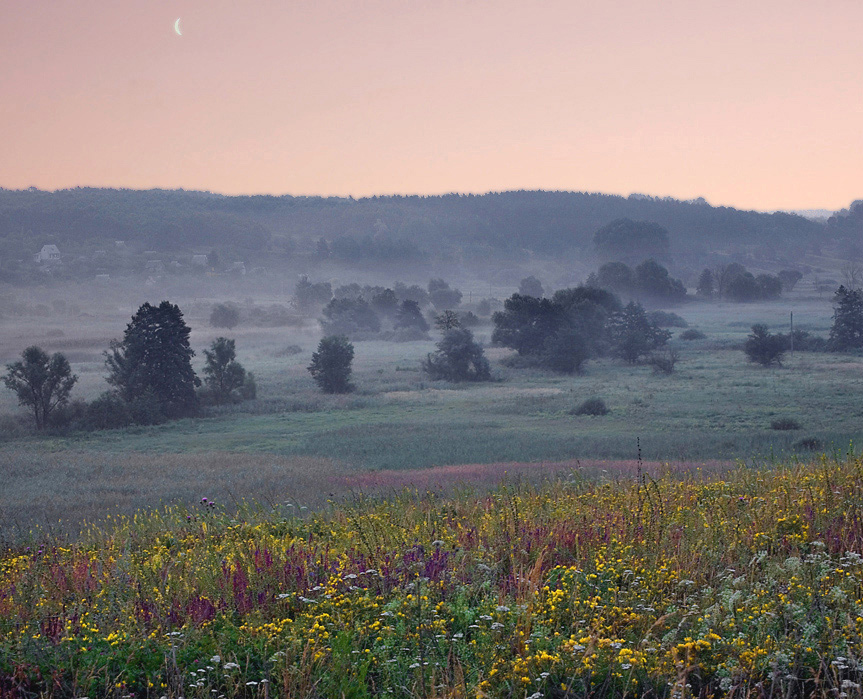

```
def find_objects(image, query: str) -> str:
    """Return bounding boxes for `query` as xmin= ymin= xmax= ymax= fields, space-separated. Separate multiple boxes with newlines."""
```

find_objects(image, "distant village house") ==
xmin=34 ymin=245 xmax=61 ymax=264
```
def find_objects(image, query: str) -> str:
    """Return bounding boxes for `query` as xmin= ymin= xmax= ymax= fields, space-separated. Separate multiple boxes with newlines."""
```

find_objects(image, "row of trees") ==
xmin=587 ymin=259 xmax=686 ymax=302
xmin=491 ymin=288 xmax=671 ymax=373
xmin=2 ymin=302 xmax=255 ymax=431
xmin=296 ymin=277 xmax=465 ymax=315
xmin=696 ymin=264 xmax=799 ymax=302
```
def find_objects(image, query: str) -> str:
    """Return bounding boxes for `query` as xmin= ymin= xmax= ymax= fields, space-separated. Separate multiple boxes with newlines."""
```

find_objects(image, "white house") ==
xmin=34 ymin=245 xmax=61 ymax=264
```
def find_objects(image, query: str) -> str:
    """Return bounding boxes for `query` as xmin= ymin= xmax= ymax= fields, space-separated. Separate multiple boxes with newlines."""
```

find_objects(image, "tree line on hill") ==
xmin=0 ymin=188 xmax=837 ymax=282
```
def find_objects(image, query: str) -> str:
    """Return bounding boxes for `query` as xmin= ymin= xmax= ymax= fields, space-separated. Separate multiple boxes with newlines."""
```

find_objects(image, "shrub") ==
xmin=744 ymin=324 xmax=785 ymax=367
xmin=648 ymin=310 xmax=688 ymax=328
xmin=770 ymin=417 xmax=801 ymax=431
xmin=209 ymin=303 xmax=240 ymax=329
xmin=82 ymin=392 xmax=133 ymax=430
xmin=423 ymin=328 xmax=491 ymax=382
xmin=679 ymin=328 xmax=706 ymax=341
xmin=239 ymin=372 xmax=257 ymax=400
xmin=648 ymin=349 xmax=680 ymax=374
xmin=794 ymin=436 xmax=823 ymax=451
xmin=540 ymin=328 xmax=590 ymax=374
xmin=571 ymin=397 xmax=609 ymax=416
xmin=275 ymin=344 xmax=303 ymax=357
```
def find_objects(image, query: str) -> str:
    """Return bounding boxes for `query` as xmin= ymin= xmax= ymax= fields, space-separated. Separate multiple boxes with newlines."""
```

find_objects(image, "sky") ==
xmin=1 ymin=0 xmax=861 ymax=211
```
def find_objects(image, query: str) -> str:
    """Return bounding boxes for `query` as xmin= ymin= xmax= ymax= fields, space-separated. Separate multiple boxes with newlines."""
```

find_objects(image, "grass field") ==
xmin=4 ymin=456 xmax=863 ymax=698
xmin=2 ymin=288 xmax=863 ymax=538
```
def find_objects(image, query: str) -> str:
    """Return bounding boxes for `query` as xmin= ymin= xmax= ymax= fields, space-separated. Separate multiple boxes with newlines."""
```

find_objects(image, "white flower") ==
xmin=223 ymin=662 xmax=240 ymax=670
xmin=495 ymin=605 xmax=510 ymax=612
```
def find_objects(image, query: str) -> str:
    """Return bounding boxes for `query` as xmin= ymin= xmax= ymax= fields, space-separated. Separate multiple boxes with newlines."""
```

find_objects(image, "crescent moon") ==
xmin=174 ymin=18 xmax=182 ymax=36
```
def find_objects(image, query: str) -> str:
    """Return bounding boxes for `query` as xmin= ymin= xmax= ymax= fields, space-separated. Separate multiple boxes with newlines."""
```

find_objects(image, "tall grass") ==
xmin=4 ymin=457 xmax=863 ymax=697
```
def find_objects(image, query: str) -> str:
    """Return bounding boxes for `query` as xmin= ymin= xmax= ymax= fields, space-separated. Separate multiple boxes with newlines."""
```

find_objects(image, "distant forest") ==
xmin=0 ymin=187 xmax=861 ymax=281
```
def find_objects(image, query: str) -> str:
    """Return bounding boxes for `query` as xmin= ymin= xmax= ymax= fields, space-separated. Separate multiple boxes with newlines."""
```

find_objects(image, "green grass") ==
xmin=3 ymin=293 xmax=863 ymax=534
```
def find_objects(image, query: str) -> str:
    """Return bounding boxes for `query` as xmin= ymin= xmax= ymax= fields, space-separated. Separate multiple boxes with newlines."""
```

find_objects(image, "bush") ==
xmin=82 ymin=392 xmax=133 ymax=430
xmin=795 ymin=436 xmax=823 ymax=451
xmin=571 ymin=397 xmax=609 ymax=416
xmin=275 ymin=345 xmax=303 ymax=357
xmin=423 ymin=328 xmax=491 ymax=382
xmin=128 ymin=388 xmax=167 ymax=425
xmin=209 ymin=303 xmax=240 ymax=329
xmin=239 ymin=372 xmax=257 ymax=400
xmin=648 ymin=311 xmax=688 ymax=328
xmin=679 ymin=328 xmax=706 ymax=341
xmin=770 ymin=417 xmax=801 ymax=431
xmin=539 ymin=328 xmax=590 ymax=374
xmin=744 ymin=324 xmax=785 ymax=367
xmin=308 ymin=336 xmax=355 ymax=393
xmin=648 ymin=349 xmax=680 ymax=374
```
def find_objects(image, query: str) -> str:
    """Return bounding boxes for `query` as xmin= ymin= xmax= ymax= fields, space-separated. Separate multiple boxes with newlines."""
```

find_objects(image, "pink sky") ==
xmin=1 ymin=0 xmax=861 ymax=210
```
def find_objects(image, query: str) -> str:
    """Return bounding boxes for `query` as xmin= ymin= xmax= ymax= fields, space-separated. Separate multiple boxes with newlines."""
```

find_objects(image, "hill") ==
xmin=0 ymin=187 xmax=831 ymax=266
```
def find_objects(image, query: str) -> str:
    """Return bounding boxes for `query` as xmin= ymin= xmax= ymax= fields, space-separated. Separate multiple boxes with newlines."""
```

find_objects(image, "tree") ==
xmin=294 ymin=276 xmax=333 ymax=313
xmin=435 ymin=309 xmax=462 ymax=332
xmin=841 ymin=261 xmax=862 ymax=290
xmin=105 ymin=301 xmax=199 ymax=419
xmin=696 ymin=269 xmax=715 ymax=298
xmin=593 ymin=218 xmax=670 ymax=263
xmin=540 ymin=327 xmax=590 ymax=374
xmin=744 ymin=324 xmax=785 ymax=366
xmin=210 ymin=303 xmax=240 ymax=329
xmin=829 ymin=286 xmax=863 ymax=351
xmin=202 ymin=337 xmax=248 ymax=404
xmin=606 ymin=302 xmax=671 ymax=364
xmin=3 ymin=346 xmax=77 ymax=429
xmin=428 ymin=279 xmax=462 ymax=310
xmin=778 ymin=269 xmax=803 ymax=292
xmin=423 ymin=328 xmax=491 ymax=382
xmin=725 ymin=271 xmax=761 ymax=302
xmin=395 ymin=300 xmax=430 ymax=332
xmin=633 ymin=259 xmax=687 ymax=301
xmin=596 ymin=262 xmax=634 ymax=295
xmin=491 ymin=294 xmax=562 ymax=355
xmin=308 ymin=335 xmax=354 ymax=393
xmin=518 ymin=275 xmax=544 ymax=297
xmin=320 ymin=298 xmax=381 ymax=337
xmin=756 ymin=274 xmax=782 ymax=300
xmin=370 ymin=288 xmax=399 ymax=317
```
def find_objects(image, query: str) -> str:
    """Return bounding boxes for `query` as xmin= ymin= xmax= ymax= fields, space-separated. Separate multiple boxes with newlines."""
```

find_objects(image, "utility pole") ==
xmin=790 ymin=311 xmax=794 ymax=355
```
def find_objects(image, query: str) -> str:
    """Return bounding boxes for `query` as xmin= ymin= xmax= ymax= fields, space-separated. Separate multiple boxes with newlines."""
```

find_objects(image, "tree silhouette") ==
xmin=3 ymin=346 xmax=77 ymax=429
xmin=105 ymin=301 xmax=199 ymax=419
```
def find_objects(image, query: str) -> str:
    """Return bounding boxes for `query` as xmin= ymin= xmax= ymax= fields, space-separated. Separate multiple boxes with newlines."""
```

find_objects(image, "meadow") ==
xmin=4 ymin=456 xmax=863 ymax=697
xmin=2 ymin=282 xmax=863 ymax=539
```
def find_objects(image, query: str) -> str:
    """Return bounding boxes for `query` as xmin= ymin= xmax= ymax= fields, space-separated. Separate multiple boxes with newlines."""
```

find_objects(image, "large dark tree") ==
xmin=105 ymin=301 xmax=199 ymax=418
xmin=308 ymin=335 xmax=354 ymax=393
xmin=829 ymin=286 xmax=863 ymax=351
xmin=3 ymin=346 xmax=77 ymax=429
xmin=492 ymin=294 xmax=563 ymax=355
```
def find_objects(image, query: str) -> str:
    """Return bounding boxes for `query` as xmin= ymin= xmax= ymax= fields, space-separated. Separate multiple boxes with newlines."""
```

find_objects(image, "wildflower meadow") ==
xmin=4 ymin=456 xmax=863 ymax=698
